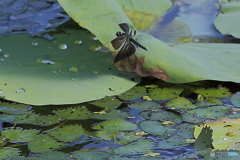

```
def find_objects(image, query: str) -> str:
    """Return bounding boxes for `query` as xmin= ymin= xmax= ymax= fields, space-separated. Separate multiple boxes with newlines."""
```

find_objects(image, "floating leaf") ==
xmin=197 ymin=97 xmax=223 ymax=107
xmin=194 ymin=117 xmax=240 ymax=151
xmin=92 ymin=118 xmax=137 ymax=131
xmin=182 ymin=105 xmax=231 ymax=123
xmin=117 ymin=86 xmax=146 ymax=101
xmin=28 ymin=134 xmax=66 ymax=153
xmin=38 ymin=151 xmax=71 ymax=160
xmin=230 ymin=92 xmax=240 ymax=108
xmin=2 ymin=128 xmax=39 ymax=143
xmin=71 ymin=151 xmax=110 ymax=159
xmin=194 ymin=87 xmax=231 ymax=98
xmin=148 ymin=87 xmax=184 ymax=101
xmin=194 ymin=126 xmax=213 ymax=150
xmin=0 ymin=28 xmax=139 ymax=105
xmin=54 ymin=106 xmax=91 ymax=120
xmin=139 ymin=120 xmax=173 ymax=136
xmin=157 ymin=136 xmax=189 ymax=149
xmin=165 ymin=97 xmax=197 ymax=110
xmin=128 ymin=101 xmax=162 ymax=110
xmin=140 ymin=110 xmax=182 ymax=124
xmin=46 ymin=125 xmax=85 ymax=142
xmin=35 ymin=115 xmax=64 ymax=126
xmin=114 ymin=139 xmax=154 ymax=155
xmin=0 ymin=103 xmax=29 ymax=115
xmin=90 ymin=96 xmax=122 ymax=109
xmin=0 ymin=148 xmax=20 ymax=160
xmin=115 ymin=132 xmax=140 ymax=145
xmin=90 ymin=109 xmax=128 ymax=120
xmin=215 ymin=1 xmax=240 ymax=38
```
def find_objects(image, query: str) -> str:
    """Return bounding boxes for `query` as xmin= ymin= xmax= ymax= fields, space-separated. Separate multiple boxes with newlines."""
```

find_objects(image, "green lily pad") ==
xmin=117 ymin=86 xmax=146 ymax=101
xmin=92 ymin=118 xmax=138 ymax=131
xmin=148 ymin=87 xmax=184 ymax=101
xmin=194 ymin=126 xmax=213 ymax=150
xmin=157 ymin=136 xmax=189 ymax=149
xmin=71 ymin=151 xmax=110 ymax=160
xmin=128 ymin=101 xmax=162 ymax=110
xmin=139 ymin=120 xmax=173 ymax=136
xmin=6 ymin=156 xmax=37 ymax=160
xmin=38 ymin=151 xmax=71 ymax=160
xmin=215 ymin=1 xmax=240 ymax=38
xmin=58 ymin=0 xmax=240 ymax=83
xmin=197 ymin=97 xmax=223 ymax=107
xmin=54 ymin=106 xmax=91 ymax=120
xmin=46 ymin=125 xmax=85 ymax=142
xmin=194 ymin=87 xmax=231 ymax=98
xmin=114 ymin=139 xmax=154 ymax=155
xmin=2 ymin=128 xmax=39 ymax=143
xmin=140 ymin=110 xmax=182 ymax=124
xmin=0 ymin=148 xmax=20 ymax=160
xmin=89 ymin=96 xmax=122 ymax=109
xmin=90 ymin=109 xmax=128 ymax=120
xmin=165 ymin=97 xmax=197 ymax=110
xmin=0 ymin=103 xmax=29 ymax=115
xmin=28 ymin=134 xmax=66 ymax=153
xmin=0 ymin=28 xmax=139 ymax=105
xmin=182 ymin=105 xmax=231 ymax=123
xmin=230 ymin=92 xmax=240 ymax=108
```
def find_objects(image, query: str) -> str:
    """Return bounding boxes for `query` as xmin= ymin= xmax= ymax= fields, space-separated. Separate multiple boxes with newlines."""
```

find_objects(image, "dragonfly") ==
xmin=111 ymin=23 xmax=147 ymax=63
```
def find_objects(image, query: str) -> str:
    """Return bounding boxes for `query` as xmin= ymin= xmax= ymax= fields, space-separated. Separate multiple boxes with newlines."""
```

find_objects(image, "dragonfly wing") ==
xmin=113 ymin=41 xmax=136 ymax=63
xmin=119 ymin=23 xmax=130 ymax=33
xmin=111 ymin=35 xmax=126 ymax=50
xmin=130 ymin=38 xmax=147 ymax=51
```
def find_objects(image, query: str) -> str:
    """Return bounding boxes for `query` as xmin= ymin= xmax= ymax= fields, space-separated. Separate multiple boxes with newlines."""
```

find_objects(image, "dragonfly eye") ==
xmin=116 ymin=31 xmax=122 ymax=37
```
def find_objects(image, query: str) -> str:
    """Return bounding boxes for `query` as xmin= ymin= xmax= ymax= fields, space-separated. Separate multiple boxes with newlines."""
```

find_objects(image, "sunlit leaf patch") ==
xmin=194 ymin=87 xmax=231 ymax=98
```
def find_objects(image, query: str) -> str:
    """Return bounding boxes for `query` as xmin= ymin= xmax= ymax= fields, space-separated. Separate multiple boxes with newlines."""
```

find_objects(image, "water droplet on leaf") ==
xmin=89 ymin=36 xmax=98 ymax=40
xmin=89 ymin=44 xmax=101 ymax=51
xmin=69 ymin=67 xmax=78 ymax=72
xmin=3 ymin=54 xmax=10 ymax=58
xmin=16 ymin=88 xmax=25 ymax=94
xmin=0 ymin=90 xmax=3 ymax=94
xmin=58 ymin=44 xmax=68 ymax=50
xmin=92 ymin=71 xmax=98 ymax=74
xmin=31 ymin=41 xmax=38 ymax=46
xmin=74 ymin=40 xmax=83 ymax=44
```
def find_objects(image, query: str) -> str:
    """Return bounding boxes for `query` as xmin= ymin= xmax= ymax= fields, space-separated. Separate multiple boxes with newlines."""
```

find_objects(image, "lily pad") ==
xmin=2 ymin=128 xmax=39 ymax=143
xmin=58 ymin=0 xmax=240 ymax=83
xmin=38 ymin=151 xmax=71 ymax=160
xmin=92 ymin=118 xmax=138 ymax=131
xmin=194 ymin=87 xmax=231 ymax=98
xmin=54 ymin=106 xmax=92 ymax=120
xmin=165 ymin=97 xmax=197 ymax=110
xmin=215 ymin=1 xmax=240 ymax=38
xmin=117 ymin=86 xmax=146 ymax=101
xmin=194 ymin=117 xmax=240 ymax=151
xmin=157 ymin=136 xmax=189 ymax=149
xmin=91 ymin=109 xmax=128 ymax=120
xmin=28 ymin=134 xmax=66 ymax=153
xmin=139 ymin=120 xmax=173 ymax=136
xmin=0 ymin=28 xmax=140 ymax=105
xmin=90 ymin=96 xmax=122 ymax=109
xmin=128 ymin=101 xmax=162 ymax=110
xmin=182 ymin=105 xmax=231 ymax=123
xmin=114 ymin=139 xmax=154 ymax=155
xmin=0 ymin=148 xmax=20 ymax=160
xmin=71 ymin=151 xmax=110 ymax=160
xmin=46 ymin=125 xmax=85 ymax=142
xmin=0 ymin=103 xmax=29 ymax=115
xmin=148 ymin=87 xmax=184 ymax=101
xmin=230 ymin=92 xmax=240 ymax=108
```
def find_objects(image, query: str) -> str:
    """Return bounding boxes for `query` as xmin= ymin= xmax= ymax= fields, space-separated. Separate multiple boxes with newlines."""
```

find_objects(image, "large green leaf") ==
xmin=0 ymin=28 xmax=139 ymax=105
xmin=215 ymin=1 xmax=240 ymax=38
xmin=58 ymin=0 xmax=240 ymax=83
